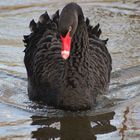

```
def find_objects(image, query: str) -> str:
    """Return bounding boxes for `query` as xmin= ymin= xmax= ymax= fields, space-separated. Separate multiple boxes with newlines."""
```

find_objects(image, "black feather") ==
xmin=52 ymin=10 xmax=59 ymax=25
xmin=39 ymin=11 xmax=50 ymax=24
xmin=29 ymin=19 xmax=37 ymax=33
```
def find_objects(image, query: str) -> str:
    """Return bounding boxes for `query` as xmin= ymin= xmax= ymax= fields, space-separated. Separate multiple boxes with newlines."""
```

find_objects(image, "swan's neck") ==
xmin=71 ymin=21 xmax=89 ymax=58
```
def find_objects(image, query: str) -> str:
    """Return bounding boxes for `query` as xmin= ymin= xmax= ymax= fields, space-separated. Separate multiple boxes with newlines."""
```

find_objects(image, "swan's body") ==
xmin=23 ymin=3 xmax=112 ymax=111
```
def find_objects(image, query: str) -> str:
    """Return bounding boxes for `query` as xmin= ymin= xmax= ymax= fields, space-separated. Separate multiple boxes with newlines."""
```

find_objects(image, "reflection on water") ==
xmin=0 ymin=0 xmax=140 ymax=139
xmin=31 ymin=112 xmax=116 ymax=140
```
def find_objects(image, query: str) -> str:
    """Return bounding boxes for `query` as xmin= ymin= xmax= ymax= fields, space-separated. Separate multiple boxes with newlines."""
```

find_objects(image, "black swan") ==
xmin=23 ymin=3 xmax=112 ymax=111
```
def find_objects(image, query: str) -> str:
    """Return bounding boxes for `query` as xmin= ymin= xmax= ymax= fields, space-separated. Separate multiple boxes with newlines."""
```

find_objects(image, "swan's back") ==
xmin=24 ymin=11 xmax=64 ymax=105
xmin=86 ymin=19 xmax=112 ymax=92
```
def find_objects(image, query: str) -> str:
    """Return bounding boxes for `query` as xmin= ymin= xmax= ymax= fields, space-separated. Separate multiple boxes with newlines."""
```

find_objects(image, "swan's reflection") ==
xmin=31 ymin=111 xmax=116 ymax=140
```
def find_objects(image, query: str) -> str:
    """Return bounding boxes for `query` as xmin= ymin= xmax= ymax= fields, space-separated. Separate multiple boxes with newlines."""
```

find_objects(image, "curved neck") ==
xmin=59 ymin=3 xmax=84 ymax=37
xmin=73 ymin=3 xmax=84 ymax=20
xmin=71 ymin=20 xmax=89 ymax=57
xmin=62 ymin=3 xmax=84 ymax=19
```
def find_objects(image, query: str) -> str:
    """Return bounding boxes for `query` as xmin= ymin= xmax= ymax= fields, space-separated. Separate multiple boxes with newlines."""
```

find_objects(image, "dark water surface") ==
xmin=0 ymin=0 xmax=140 ymax=139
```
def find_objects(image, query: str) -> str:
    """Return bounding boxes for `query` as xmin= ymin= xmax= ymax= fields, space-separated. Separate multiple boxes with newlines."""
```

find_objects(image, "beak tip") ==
xmin=61 ymin=50 xmax=70 ymax=60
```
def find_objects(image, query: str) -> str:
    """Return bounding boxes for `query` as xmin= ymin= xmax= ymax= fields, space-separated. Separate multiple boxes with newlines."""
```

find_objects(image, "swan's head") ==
xmin=59 ymin=3 xmax=84 ymax=60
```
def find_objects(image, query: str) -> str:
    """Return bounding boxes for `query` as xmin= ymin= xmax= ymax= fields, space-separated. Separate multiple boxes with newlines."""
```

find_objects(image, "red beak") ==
xmin=60 ymin=31 xmax=71 ymax=60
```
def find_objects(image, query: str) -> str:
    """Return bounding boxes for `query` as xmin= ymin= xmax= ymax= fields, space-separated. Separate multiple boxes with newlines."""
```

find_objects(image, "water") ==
xmin=0 ymin=0 xmax=140 ymax=139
